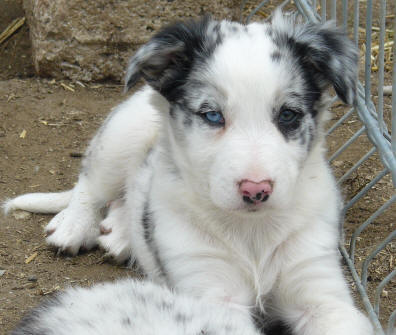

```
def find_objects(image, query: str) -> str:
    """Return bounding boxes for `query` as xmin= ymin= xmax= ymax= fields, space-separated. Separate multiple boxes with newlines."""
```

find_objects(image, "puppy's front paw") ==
xmin=98 ymin=205 xmax=132 ymax=263
xmin=45 ymin=206 xmax=100 ymax=255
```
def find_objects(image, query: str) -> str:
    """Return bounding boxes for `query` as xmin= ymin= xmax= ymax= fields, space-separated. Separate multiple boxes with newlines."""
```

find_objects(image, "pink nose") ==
xmin=239 ymin=179 xmax=273 ymax=204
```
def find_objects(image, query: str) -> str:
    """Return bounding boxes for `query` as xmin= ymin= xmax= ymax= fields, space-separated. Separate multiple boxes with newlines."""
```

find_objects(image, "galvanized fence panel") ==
xmin=243 ymin=1 xmax=395 ymax=334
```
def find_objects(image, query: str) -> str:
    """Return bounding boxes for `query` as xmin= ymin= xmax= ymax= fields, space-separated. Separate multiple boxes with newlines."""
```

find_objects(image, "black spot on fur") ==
xmin=306 ymin=122 xmax=315 ymax=148
xmin=142 ymin=202 xmax=151 ymax=241
xmin=175 ymin=312 xmax=193 ymax=324
xmin=142 ymin=148 xmax=153 ymax=167
xmin=122 ymin=317 xmax=132 ymax=326
xmin=213 ymin=23 xmax=223 ymax=44
xmin=142 ymin=202 xmax=168 ymax=282
xmin=271 ymin=51 xmax=282 ymax=62
xmin=230 ymin=25 xmax=239 ymax=33
xmin=170 ymin=104 xmax=194 ymax=127
xmin=299 ymin=131 xmax=307 ymax=145
xmin=213 ymin=23 xmax=221 ymax=34
xmin=169 ymin=105 xmax=176 ymax=119
xmin=157 ymin=301 xmax=175 ymax=311
xmin=183 ymin=113 xmax=193 ymax=126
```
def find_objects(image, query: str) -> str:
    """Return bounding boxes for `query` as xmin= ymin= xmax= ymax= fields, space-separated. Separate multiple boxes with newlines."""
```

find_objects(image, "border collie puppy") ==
xmin=5 ymin=11 xmax=373 ymax=335
xmin=13 ymin=279 xmax=261 ymax=335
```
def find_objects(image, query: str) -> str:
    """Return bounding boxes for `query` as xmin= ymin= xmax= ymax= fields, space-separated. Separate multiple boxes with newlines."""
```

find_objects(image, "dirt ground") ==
xmin=0 ymin=1 xmax=395 ymax=334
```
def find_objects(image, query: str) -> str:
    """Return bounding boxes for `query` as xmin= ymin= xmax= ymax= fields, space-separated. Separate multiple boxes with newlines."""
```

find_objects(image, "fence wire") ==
xmin=242 ymin=1 xmax=395 ymax=334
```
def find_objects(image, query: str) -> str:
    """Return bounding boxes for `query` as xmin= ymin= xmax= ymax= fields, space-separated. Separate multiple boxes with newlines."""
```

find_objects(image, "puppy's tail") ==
xmin=3 ymin=190 xmax=73 ymax=215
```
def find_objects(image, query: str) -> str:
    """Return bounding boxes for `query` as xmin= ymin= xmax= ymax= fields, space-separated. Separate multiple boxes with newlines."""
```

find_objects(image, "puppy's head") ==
xmin=126 ymin=12 xmax=358 ymax=213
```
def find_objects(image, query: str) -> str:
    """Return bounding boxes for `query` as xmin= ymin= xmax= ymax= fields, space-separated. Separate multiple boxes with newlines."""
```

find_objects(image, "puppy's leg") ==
xmin=44 ymin=86 xmax=161 ymax=254
xmin=44 ymin=178 xmax=102 ymax=254
xmin=98 ymin=199 xmax=133 ymax=263
xmin=273 ymin=250 xmax=373 ymax=335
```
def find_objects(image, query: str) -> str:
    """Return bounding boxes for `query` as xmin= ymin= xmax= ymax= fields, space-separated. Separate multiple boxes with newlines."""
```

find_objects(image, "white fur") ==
xmin=5 ymin=15 xmax=373 ymax=335
xmin=13 ymin=279 xmax=260 ymax=335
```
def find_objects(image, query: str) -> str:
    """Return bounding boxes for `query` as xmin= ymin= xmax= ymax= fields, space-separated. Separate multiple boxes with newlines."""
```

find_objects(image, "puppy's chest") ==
xmin=188 ymin=214 xmax=287 ymax=299
xmin=224 ymin=230 xmax=285 ymax=295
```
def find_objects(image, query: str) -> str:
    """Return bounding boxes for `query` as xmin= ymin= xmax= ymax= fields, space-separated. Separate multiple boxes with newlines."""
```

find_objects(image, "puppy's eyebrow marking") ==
xmin=199 ymin=102 xmax=214 ymax=112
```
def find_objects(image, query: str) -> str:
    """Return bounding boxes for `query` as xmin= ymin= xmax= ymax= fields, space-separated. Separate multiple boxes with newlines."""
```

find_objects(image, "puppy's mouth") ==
xmin=237 ymin=198 xmax=271 ymax=214
xmin=247 ymin=207 xmax=260 ymax=212
xmin=245 ymin=202 xmax=265 ymax=212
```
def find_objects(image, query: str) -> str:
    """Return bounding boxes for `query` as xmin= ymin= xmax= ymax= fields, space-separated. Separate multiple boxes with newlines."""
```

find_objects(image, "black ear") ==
xmin=125 ymin=16 xmax=217 ymax=102
xmin=272 ymin=11 xmax=358 ymax=105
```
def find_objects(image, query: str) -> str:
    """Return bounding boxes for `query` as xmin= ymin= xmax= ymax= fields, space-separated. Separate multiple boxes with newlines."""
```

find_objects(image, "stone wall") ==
xmin=23 ymin=0 xmax=240 ymax=82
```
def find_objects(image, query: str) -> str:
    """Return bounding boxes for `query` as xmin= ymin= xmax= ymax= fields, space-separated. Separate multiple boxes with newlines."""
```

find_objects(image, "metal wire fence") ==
xmin=242 ymin=1 xmax=396 ymax=334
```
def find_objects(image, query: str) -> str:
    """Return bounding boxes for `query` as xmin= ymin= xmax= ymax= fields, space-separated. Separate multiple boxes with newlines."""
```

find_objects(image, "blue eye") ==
xmin=204 ymin=111 xmax=225 ymax=125
xmin=278 ymin=109 xmax=299 ymax=125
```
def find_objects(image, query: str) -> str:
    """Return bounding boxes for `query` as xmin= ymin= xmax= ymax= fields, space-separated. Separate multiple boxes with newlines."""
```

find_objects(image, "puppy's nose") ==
xmin=239 ymin=179 xmax=273 ymax=204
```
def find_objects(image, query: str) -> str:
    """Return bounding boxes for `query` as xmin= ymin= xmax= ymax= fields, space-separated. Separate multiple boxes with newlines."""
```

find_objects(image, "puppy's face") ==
xmin=126 ymin=13 xmax=358 ymax=213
